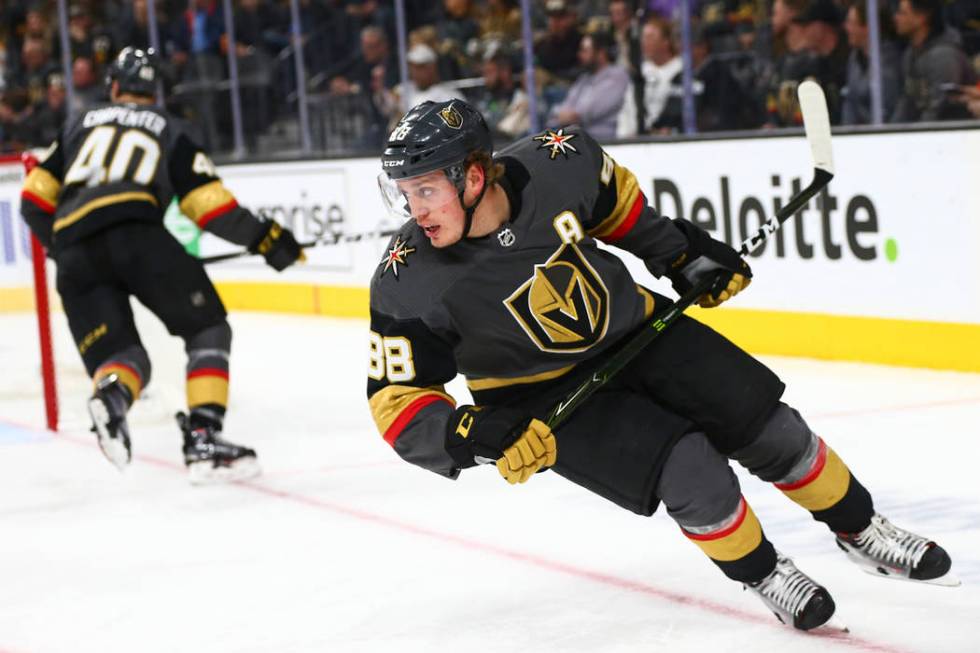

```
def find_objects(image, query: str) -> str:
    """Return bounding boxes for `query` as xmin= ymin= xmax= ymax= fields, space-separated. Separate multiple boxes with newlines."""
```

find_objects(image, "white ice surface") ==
xmin=1 ymin=309 xmax=979 ymax=653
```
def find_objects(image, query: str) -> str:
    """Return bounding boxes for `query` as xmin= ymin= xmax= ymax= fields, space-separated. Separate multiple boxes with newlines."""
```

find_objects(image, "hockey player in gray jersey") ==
xmin=21 ymin=47 xmax=304 ymax=483
xmin=367 ymin=100 xmax=957 ymax=630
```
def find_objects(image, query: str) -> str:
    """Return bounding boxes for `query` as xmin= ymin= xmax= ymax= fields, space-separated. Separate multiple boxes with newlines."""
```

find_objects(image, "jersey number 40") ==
xmin=64 ymin=125 xmax=161 ymax=187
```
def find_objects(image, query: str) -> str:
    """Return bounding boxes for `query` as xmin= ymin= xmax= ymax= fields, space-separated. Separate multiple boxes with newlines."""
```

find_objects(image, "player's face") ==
xmin=396 ymin=171 xmax=465 ymax=247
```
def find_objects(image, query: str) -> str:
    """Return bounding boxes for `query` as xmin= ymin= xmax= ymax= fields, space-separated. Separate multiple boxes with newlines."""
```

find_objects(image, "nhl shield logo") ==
xmin=438 ymin=103 xmax=463 ymax=129
xmin=504 ymin=243 xmax=610 ymax=353
xmin=497 ymin=227 xmax=516 ymax=247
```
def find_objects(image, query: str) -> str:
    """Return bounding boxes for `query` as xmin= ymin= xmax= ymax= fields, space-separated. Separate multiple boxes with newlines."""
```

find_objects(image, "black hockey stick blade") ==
xmin=546 ymin=82 xmax=835 ymax=431
xmin=200 ymin=229 xmax=398 ymax=265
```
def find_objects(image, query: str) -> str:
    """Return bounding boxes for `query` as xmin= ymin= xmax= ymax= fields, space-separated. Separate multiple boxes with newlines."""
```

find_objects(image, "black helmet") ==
xmin=106 ymin=46 xmax=159 ymax=98
xmin=378 ymin=100 xmax=494 ymax=235
xmin=381 ymin=99 xmax=492 ymax=182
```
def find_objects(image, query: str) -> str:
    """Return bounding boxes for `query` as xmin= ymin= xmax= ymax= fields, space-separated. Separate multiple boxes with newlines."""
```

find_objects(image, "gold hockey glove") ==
xmin=251 ymin=220 xmax=305 ymax=271
xmin=667 ymin=219 xmax=752 ymax=308
xmin=496 ymin=418 xmax=557 ymax=484
xmin=446 ymin=405 xmax=557 ymax=483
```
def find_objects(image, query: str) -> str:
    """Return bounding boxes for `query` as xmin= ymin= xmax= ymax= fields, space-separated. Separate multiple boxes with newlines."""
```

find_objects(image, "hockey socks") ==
xmin=774 ymin=436 xmax=874 ymax=534
xmin=680 ymin=496 xmax=777 ymax=583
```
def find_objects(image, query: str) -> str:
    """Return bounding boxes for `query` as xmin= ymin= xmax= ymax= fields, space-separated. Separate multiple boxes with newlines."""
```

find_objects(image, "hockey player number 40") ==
xmin=368 ymin=332 xmax=416 ymax=382
xmin=64 ymin=125 xmax=162 ymax=187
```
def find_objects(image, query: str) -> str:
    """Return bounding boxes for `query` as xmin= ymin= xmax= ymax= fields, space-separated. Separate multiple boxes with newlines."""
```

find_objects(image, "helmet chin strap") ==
xmin=459 ymin=181 xmax=488 ymax=238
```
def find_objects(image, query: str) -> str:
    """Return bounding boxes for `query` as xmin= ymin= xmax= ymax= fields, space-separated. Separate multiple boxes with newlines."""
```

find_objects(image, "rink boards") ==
xmin=1 ymin=128 xmax=978 ymax=371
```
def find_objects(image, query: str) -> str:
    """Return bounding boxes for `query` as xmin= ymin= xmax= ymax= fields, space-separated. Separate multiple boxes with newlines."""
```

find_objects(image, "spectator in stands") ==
xmin=793 ymin=0 xmax=850 ymax=124
xmin=550 ymin=30 xmax=629 ymax=139
xmin=30 ymin=70 xmax=66 ymax=145
xmin=480 ymin=0 xmax=522 ymax=42
xmin=0 ymin=88 xmax=38 ymax=150
xmin=329 ymin=25 xmax=398 ymax=96
xmin=842 ymin=0 xmax=903 ymax=124
xmin=617 ymin=16 xmax=681 ymax=136
xmin=6 ymin=37 xmax=58 ymax=106
xmin=646 ymin=24 xmax=754 ymax=132
xmin=437 ymin=0 xmax=482 ymax=79
xmin=230 ymin=0 xmax=285 ymax=57
xmin=536 ymin=0 xmax=583 ymax=85
xmin=953 ymin=83 xmax=980 ymax=116
xmin=172 ymin=0 xmax=226 ymax=66
xmin=115 ymin=0 xmax=158 ymax=53
xmin=71 ymin=56 xmax=104 ymax=111
xmin=406 ymin=43 xmax=460 ymax=102
xmin=608 ymin=0 xmax=640 ymax=73
xmin=23 ymin=4 xmax=54 ymax=53
xmin=67 ymin=4 xmax=114 ymax=69
xmin=892 ymin=0 xmax=977 ymax=121
xmin=324 ymin=25 xmax=399 ymax=148
xmin=765 ymin=0 xmax=819 ymax=126
xmin=944 ymin=0 xmax=980 ymax=61
xmin=472 ymin=45 xmax=530 ymax=139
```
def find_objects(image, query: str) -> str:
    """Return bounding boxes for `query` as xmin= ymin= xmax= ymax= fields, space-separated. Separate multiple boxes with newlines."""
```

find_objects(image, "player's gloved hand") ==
xmin=250 ymin=220 xmax=305 ymax=271
xmin=445 ymin=405 xmax=557 ymax=484
xmin=667 ymin=218 xmax=751 ymax=308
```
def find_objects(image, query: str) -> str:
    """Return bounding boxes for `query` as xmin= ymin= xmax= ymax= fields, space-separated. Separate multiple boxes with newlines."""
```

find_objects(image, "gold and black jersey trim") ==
xmin=53 ymin=191 xmax=158 ymax=233
xmin=22 ymin=167 xmax=62 ymax=214
xmin=369 ymin=384 xmax=455 ymax=445
xmin=179 ymin=180 xmax=238 ymax=228
xmin=466 ymin=364 xmax=577 ymax=392
xmin=588 ymin=162 xmax=645 ymax=243
xmin=636 ymin=285 xmax=655 ymax=319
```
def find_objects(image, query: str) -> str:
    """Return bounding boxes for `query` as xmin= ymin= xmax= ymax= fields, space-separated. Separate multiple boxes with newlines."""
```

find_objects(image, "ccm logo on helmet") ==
xmin=383 ymin=160 xmax=405 ymax=167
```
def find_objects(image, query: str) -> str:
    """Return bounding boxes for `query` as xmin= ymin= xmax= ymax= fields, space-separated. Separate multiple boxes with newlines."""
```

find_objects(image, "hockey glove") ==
xmin=667 ymin=219 xmax=751 ymax=308
xmin=250 ymin=220 xmax=304 ymax=271
xmin=446 ymin=405 xmax=557 ymax=484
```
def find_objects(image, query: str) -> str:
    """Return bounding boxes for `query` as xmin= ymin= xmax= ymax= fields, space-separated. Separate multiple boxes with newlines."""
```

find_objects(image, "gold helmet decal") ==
xmin=438 ymin=103 xmax=463 ymax=129
xmin=504 ymin=244 xmax=610 ymax=353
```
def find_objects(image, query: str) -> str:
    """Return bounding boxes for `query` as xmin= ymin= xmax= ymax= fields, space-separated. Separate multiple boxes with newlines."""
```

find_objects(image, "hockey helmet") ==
xmin=378 ymin=99 xmax=492 ymax=220
xmin=106 ymin=46 xmax=159 ymax=98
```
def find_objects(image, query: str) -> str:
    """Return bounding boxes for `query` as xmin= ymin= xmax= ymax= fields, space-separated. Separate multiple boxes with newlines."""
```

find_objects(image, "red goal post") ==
xmin=4 ymin=150 xmax=58 ymax=431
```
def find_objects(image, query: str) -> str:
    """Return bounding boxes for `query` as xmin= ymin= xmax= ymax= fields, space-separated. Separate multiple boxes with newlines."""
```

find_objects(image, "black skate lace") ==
xmin=852 ymin=516 xmax=930 ymax=569
xmin=755 ymin=557 xmax=819 ymax=616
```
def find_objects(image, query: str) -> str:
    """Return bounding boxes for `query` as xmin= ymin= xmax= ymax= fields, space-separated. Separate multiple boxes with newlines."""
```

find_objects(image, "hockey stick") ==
xmin=200 ymin=229 xmax=398 ymax=265
xmin=545 ymin=81 xmax=835 ymax=431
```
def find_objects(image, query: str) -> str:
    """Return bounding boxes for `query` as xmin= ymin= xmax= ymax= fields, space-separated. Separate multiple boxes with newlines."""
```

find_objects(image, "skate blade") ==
xmin=815 ymin=615 xmax=850 ymax=633
xmin=87 ymin=397 xmax=130 ymax=471
xmin=187 ymin=456 xmax=261 ymax=486
xmin=857 ymin=566 xmax=961 ymax=587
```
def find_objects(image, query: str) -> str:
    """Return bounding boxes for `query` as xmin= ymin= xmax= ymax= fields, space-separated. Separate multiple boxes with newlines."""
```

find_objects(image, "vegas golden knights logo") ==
xmin=438 ymin=103 xmax=463 ymax=129
xmin=504 ymin=244 xmax=610 ymax=353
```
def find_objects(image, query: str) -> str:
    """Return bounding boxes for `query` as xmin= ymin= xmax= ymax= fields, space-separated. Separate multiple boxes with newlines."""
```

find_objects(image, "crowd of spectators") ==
xmin=0 ymin=0 xmax=977 ymax=155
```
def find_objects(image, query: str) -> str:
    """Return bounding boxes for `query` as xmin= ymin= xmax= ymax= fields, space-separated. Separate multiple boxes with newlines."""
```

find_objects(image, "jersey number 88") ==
xmin=368 ymin=332 xmax=416 ymax=383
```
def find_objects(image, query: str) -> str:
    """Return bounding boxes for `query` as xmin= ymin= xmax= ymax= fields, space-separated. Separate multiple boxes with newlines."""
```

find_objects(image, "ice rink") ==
xmin=2 ymin=308 xmax=979 ymax=653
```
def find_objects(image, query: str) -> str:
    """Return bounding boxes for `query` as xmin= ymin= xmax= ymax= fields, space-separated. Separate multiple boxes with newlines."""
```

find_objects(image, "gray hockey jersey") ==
xmin=367 ymin=126 xmax=689 ymax=477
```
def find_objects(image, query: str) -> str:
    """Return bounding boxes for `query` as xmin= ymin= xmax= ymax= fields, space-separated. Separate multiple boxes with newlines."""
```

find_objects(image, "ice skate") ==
xmin=87 ymin=374 xmax=132 ymax=470
xmin=836 ymin=513 xmax=959 ymax=586
xmin=745 ymin=553 xmax=847 ymax=632
xmin=176 ymin=412 xmax=260 ymax=485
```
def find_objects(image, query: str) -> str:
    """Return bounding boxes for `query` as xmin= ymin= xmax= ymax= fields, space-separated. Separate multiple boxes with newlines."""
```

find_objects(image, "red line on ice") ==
xmin=49 ymin=430 xmax=912 ymax=653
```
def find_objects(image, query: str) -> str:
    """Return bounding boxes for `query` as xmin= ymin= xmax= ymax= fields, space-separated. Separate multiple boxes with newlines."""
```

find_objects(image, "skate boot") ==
xmin=176 ymin=411 xmax=260 ymax=485
xmin=87 ymin=374 xmax=132 ymax=470
xmin=745 ymin=553 xmax=844 ymax=631
xmin=836 ymin=513 xmax=959 ymax=586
